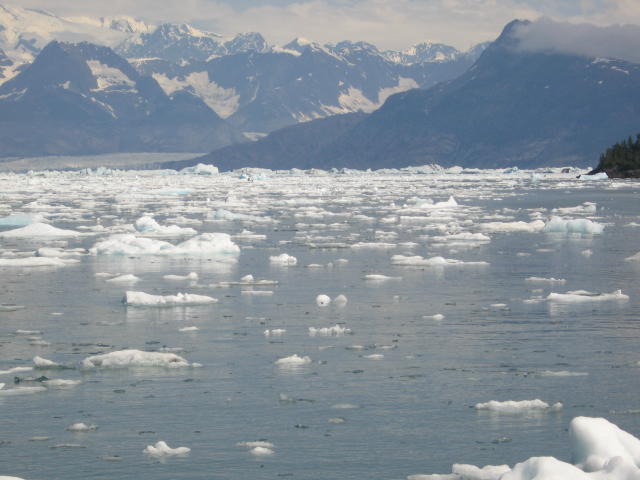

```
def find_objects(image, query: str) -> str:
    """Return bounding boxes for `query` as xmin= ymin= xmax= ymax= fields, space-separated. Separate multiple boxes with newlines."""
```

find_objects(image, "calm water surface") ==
xmin=0 ymin=170 xmax=639 ymax=479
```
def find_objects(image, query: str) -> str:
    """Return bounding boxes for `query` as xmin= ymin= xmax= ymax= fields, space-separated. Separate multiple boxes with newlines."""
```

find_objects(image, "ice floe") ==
xmin=81 ymin=349 xmax=194 ymax=369
xmin=309 ymin=325 xmax=351 ymax=336
xmin=269 ymin=253 xmax=297 ymax=265
xmin=124 ymin=291 xmax=218 ymax=307
xmin=144 ymin=441 xmax=190 ymax=458
xmin=546 ymin=290 xmax=629 ymax=303
xmin=475 ymin=399 xmax=562 ymax=413
xmin=391 ymin=255 xmax=489 ymax=267
xmin=66 ymin=422 xmax=97 ymax=432
xmin=542 ymin=216 xmax=604 ymax=234
xmin=90 ymin=233 xmax=239 ymax=257
xmin=0 ymin=222 xmax=80 ymax=237
xmin=275 ymin=354 xmax=311 ymax=366
xmin=133 ymin=215 xmax=197 ymax=236
xmin=316 ymin=294 xmax=331 ymax=306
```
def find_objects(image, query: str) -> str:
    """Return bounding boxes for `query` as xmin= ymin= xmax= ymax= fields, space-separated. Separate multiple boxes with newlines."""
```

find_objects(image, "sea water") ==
xmin=0 ymin=167 xmax=639 ymax=479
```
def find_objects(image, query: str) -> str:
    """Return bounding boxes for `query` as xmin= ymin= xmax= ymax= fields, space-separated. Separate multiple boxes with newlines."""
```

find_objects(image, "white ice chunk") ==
xmin=106 ymin=274 xmax=140 ymax=284
xmin=546 ymin=290 xmax=629 ymax=303
xmin=144 ymin=441 xmax=190 ymax=458
xmin=542 ymin=216 xmax=604 ymax=234
xmin=0 ymin=257 xmax=78 ymax=267
xmin=134 ymin=216 xmax=196 ymax=236
xmin=364 ymin=274 xmax=402 ymax=281
xmin=525 ymin=276 xmax=566 ymax=284
xmin=391 ymin=255 xmax=488 ymax=267
xmin=163 ymin=272 xmax=198 ymax=281
xmin=178 ymin=326 xmax=199 ymax=332
xmin=251 ymin=446 xmax=274 ymax=456
xmin=316 ymin=294 xmax=331 ymax=306
xmin=475 ymin=399 xmax=562 ymax=414
xmin=0 ymin=222 xmax=80 ymax=237
xmin=66 ymin=422 xmax=97 ymax=432
xmin=309 ymin=325 xmax=351 ymax=336
xmin=269 ymin=253 xmax=297 ymax=265
xmin=124 ymin=291 xmax=217 ymax=307
xmin=33 ymin=356 xmax=61 ymax=368
xmin=81 ymin=349 xmax=192 ymax=369
xmin=264 ymin=329 xmax=286 ymax=336
xmin=90 ymin=233 xmax=239 ymax=257
xmin=180 ymin=163 xmax=219 ymax=175
xmin=43 ymin=379 xmax=81 ymax=388
xmin=479 ymin=220 xmax=545 ymax=233
xmin=275 ymin=354 xmax=311 ymax=366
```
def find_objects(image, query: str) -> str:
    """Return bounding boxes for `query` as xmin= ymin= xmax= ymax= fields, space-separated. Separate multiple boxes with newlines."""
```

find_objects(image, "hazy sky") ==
xmin=17 ymin=0 xmax=640 ymax=50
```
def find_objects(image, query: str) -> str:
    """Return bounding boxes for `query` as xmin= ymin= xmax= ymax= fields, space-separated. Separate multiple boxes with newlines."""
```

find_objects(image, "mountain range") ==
xmin=168 ymin=20 xmax=640 ymax=170
xmin=0 ymin=3 xmax=486 ymax=153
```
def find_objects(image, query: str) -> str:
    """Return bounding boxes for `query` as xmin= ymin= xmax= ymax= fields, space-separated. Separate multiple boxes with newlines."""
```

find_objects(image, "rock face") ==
xmin=0 ymin=41 xmax=242 ymax=156
xmin=180 ymin=20 xmax=640 ymax=171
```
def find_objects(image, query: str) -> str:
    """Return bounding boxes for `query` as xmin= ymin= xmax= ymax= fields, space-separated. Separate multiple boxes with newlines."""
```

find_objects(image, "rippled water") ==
xmin=0 ymin=169 xmax=639 ymax=480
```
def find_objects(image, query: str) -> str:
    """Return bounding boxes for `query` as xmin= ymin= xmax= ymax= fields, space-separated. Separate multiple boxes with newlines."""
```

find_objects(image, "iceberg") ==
xmin=0 ymin=222 xmax=80 ymax=237
xmin=546 ymin=290 xmax=629 ymax=303
xmin=144 ymin=441 xmax=190 ymax=458
xmin=542 ymin=216 xmax=604 ymax=234
xmin=270 ymin=253 xmax=297 ymax=265
xmin=275 ymin=354 xmax=311 ymax=366
xmin=124 ymin=291 xmax=218 ymax=307
xmin=391 ymin=255 xmax=489 ymax=267
xmin=90 ymin=233 xmax=239 ymax=257
xmin=133 ymin=216 xmax=197 ymax=236
xmin=81 ymin=349 xmax=193 ymax=369
xmin=475 ymin=399 xmax=562 ymax=414
xmin=0 ymin=213 xmax=46 ymax=227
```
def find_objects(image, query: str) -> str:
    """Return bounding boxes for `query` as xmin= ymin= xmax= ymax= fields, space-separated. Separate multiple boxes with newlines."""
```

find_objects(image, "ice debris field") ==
xmin=0 ymin=165 xmax=639 ymax=480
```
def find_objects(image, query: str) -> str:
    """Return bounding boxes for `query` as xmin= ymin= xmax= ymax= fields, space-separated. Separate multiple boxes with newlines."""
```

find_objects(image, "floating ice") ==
xmin=546 ymin=290 xmax=629 ymax=303
xmin=269 ymin=253 xmax=297 ymax=265
xmin=0 ymin=385 xmax=47 ymax=395
xmin=124 ymin=291 xmax=218 ymax=307
xmin=134 ymin=216 xmax=197 ymax=236
xmin=316 ymin=294 xmax=331 ymax=306
xmin=0 ymin=213 xmax=46 ymax=226
xmin=37 ymin=247 xmax=86 ymax=258
xmin=0 ymin=222 xmax=80 ymax=237
xmin=542 ymin=216 xmax=604 ymax=234
xmin=178 ymin=326 xmax=199 ymax=332
xmin=106 ymin=274 xmax=140 ymax=284
xmin=364 ymin=274 xmax=402 ymax=281
xmin=163 ymin=272 xmax=198 ymax=281
xmin=275 ymin=354 xmax=311 ymax=366
xmin=552 ymin=202 xmax=597 ymax=215
xmin=264 ymin=329 xmax=286 ymax=336
xmin=365 ymin=354 xmax=384 ymax=360
xmin=0 ymin=366 xmax=33 ymax=375
xmin=309 ymin=325 xmax=351 ymax=336
xmin=391 ymin=255 xmax=489 ymax=267
xmin=180 ymin=163 xmax=219 ymax=175
xmin=144 ymin=441 xmax=190 ymax=458
xmin=0 ymin=257 xmax=78 ymax=267
xmin=33 ymin=356 xmax=62 ymax=368
xmin=81 ymin=349 xmax=192 ymax=369
xmin=580 ymin=172 xmax=608 ymax=180
xmin=66 ymin=422 xmax=97 ymax=432
xmin=424 ymin=314 xmax=445 ymax=320
xmin=43 ymin=379 xmax=81 ymax=388
xmin=626 ymin=252 xmax=640 ymax=262
xmin=475 ymin=399 xmax=562 ymax=414
xmin=90 ymin=233 xmax=240 ymax=257
xmin=538 ymin=370 xmax=588 ymax=377
xmin=251 ymin=446 xmax=274 ymax=456
xmin=236 ymin=441 xmax=275 ymax=448
xmin=479 ymin=220 xmax=545 ymax=233
xmin=334 ymin=294 xmax=348 ymax=306
xmin=525 ymin=276 xmax=566 ymax=284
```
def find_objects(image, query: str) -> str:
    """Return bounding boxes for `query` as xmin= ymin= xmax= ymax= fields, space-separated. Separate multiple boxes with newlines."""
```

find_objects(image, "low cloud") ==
xmin=514 ymin=18 xmax=640 ymax=63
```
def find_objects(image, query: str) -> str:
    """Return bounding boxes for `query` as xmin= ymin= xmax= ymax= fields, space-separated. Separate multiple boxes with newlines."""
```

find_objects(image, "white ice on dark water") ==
xmin=123 ymin=291 xmax=218 ymax=306
xmin=475 ymin=399 xmax=563 ymax=413
xmin=81 ymin=350 xmax=194 ymax=369
xmin=546 ymin=290 xmax=629 ymax=303
xmin=90 ymin=233 xmax=239 ymax=257
xmin=275 ymin=354 xmax=311 ymax=366
xmin=410 ymin=417 xmax=640 ymax=480
xmin=143 ymin=441 xmax=190 ymax=458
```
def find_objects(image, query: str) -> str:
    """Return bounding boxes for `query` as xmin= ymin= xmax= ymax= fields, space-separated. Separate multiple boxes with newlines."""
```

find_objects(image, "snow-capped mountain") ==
xmin=0 ymin=2 xmax=487 ymax=155
xmin=182 ymin=19 xmax=640 ymax=171
xmin=129 ymin=35 xmax=485 ymax=134
xmin=0 ymin=41 xmax=242 ymax=156
xmin=0 ymin=4 xmax=150 ymax=81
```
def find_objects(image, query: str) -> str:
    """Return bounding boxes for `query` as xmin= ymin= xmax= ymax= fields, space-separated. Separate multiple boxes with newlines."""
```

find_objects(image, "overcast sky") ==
xmin=16 ymin=0 xmax=640 ymax=50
